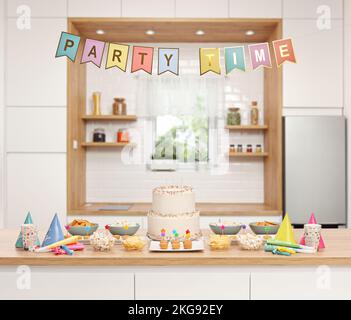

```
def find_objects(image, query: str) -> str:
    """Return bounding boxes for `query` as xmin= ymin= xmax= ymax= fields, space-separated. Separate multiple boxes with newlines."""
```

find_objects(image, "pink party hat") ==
xmin=300 ymin=213 xmax=326 ymax=249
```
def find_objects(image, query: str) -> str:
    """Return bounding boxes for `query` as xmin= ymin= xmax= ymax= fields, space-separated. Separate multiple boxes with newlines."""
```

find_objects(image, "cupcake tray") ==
xmin=149 ymin=239 xmax=205 ymax=252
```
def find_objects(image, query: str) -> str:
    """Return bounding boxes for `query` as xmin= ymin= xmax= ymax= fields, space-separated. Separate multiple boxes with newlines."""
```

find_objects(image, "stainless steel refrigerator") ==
xmin=284 ymin=116 xmax=346 ymax=226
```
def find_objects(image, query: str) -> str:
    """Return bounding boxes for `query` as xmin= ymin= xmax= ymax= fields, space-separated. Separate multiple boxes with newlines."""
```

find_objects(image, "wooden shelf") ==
xmin=82 ymin=115 xmax=137 ymax=121
xmin=226 ymin=125 xmax=268 ymax=130
xmin=229 ymin=152 xmax=268 ymax=158
xmin=68 ymin=202 xmax=282 ymax=216
xmin=81 ymin=142 xmax=135 ymax=148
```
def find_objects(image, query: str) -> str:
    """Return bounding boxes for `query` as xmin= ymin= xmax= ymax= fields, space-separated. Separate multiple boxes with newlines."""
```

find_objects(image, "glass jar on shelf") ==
xmin=250 ymin=101 xmax=259 ymax=125
xmin=246 ymin=144 xmax=253 ymax=153
xmin=229 ymin=144 xmax=236 ymax=153
xmin=117 ymin=128 xmax=130 ymax=143
xmin=93 ymin=128 xmax=106 ymax=142
xmin=256 ymin=144 xmax=263 ymax=153
xmin=237 ymin=144 xmax=243 ymax=153
xmin=227 ymin=107 xmax=241 ymax=126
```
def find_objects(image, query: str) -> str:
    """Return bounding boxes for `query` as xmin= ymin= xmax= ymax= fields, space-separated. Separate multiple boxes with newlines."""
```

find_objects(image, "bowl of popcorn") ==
xmin=238 ymin=233 xmax=264 ymax=251
xmin=209 ymin=221 xmax=242 ymax=235
xmin=90 ymin=229 xmax=115 ymax=251
xmin=106 ymin=220 xmax=140 ymax=236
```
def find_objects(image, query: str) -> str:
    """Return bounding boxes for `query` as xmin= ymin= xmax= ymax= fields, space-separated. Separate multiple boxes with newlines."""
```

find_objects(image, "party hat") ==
xmin=300 ymin=213 xmax=326 ymax=249
xmin=41 ymin=213 xmax=64 ymax=247
xmin=15 ymin=212 xmax=40 ymax=248
xmin=275 ymin=213 xmax=296 ymax=245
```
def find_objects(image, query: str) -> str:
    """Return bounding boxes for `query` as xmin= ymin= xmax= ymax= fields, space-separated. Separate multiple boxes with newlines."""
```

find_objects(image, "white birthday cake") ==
xmin=147 ymin=185 xmax=201 ymax=240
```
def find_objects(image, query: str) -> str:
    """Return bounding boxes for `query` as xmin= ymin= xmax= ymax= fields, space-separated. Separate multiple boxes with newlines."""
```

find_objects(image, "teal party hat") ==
xmin=41 ymin=213 xmax=64 ymax=247
xmin=15 ymin=212 xmax=40 ymax=248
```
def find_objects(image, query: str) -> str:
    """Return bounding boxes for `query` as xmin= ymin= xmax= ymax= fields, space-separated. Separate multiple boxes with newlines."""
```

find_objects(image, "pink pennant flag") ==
xmin=81 ymin=39 xmax=106 ymax=68
xmin=248 ymin=43 xmax=272 ymax=70
xmin=300 ymin=213 xmax=326 ymax=249
xmin=131 ymin=46 xmax=154 ymax=74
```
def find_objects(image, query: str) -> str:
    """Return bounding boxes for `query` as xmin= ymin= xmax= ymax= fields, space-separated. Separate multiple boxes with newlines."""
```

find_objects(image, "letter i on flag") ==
xmin=158 ymin=48 xmax=179 ymax=75
xmin=199 ymin=48 xmax=221 ymax=75
xmin=248 ymin=43 xmax=272 ymax=70
xmin=55 ymin=32 xmax=81 ymax=62
xmin=131 ymin=46 xmax=154 ymax=74
xmin=272 ymin=38 xmax=296 ymax=67
xmin=105 ymin=43 xmax=130 ymax=71
xmin=224 ymin=46 xmax=246 ymax=74
xmin=81 ymin=39 xmax=106 ymax=68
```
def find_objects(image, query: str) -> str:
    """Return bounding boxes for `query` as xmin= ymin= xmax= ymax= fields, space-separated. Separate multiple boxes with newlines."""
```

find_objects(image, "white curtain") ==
xmin=136 ymin=76 xmax=224 ymax=118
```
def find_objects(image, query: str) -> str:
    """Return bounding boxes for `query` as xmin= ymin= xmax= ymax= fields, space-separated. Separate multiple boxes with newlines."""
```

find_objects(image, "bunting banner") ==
xmin=273 ymin=38 xmax=296 ymax=67
xmin=158 ymin=48 xmax=179 ymax=75
xmin=55 ymin=31 xmax=296 ymax=74
xmin=248 ymin=43 xmax=272 ymax=70
xmin=105 ymin=43 xmax=130 ymax=71
xmin=55 ymin=32 xmax=81 ymax=62
xmin=81 ymin=39 xmax=106 ymax=68
xmin=199 ymin=48 xmax=221 ymax=75
xmin=224 ymin=46 xmax=246 ymax=74
xmin=131 ymin=46 xmax=154 ymax=74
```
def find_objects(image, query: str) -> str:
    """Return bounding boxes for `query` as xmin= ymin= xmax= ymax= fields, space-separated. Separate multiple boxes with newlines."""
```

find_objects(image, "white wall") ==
xmin=0 ymin=0 xmax=5 ymax=228
xmin=344 ymin=0 xmax=351 ymax=227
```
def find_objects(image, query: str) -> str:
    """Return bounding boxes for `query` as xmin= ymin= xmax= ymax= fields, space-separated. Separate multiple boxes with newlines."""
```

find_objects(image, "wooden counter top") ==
xmin=1 ymin=229 xmax=351 ymax=266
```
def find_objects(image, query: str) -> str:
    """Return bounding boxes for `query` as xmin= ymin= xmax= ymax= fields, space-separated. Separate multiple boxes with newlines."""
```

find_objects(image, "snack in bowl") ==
xmin=209 ymin=221 xmax=242 ymax=235
xmin=208 ymin=235 xmax=231 ymax=250
xmin=90 ymin=229 xmax=115 ymax=251
xmin=106 ymin=220 xmax=140 ymax=236
xmin=238 ymin=233 xmax=264 ymax=250
xmin=66 ymin=219 xmax=98 ymax=236
xmin=249 ymin=221 xmax=280 ymax=235
xmin=122 ymin=236 xmax=146 ymax=251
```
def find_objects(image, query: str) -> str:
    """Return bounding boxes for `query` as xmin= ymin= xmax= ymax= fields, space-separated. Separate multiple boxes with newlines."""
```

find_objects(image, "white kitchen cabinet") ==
xmin=7 ymin=0 xmax=67 ymax=17
xmin=0 ymin=267 xmax=134 ymax=300
xmin=283 ymin=0 xmax=343 ymax=19
xmin=135 ymin=271 xmax=250 ymax=300
xmin=6 ymin=107 xmax=66 ymax=152
xmin=176 ymin=0 xmax=228 ymax=18
xmin=122 ymin=0 xmax=175 ymax=18
xmin=68 ymin=0 xmax=121 ymax=17
xmin=251 ymin=268 xmax=351 ymax=300
xmin=6 ymin=153 xmax=66 ymax=228
xmin=229 ymin=0 xmax=282 ymax=18
xmin=283 ymin=19 xmax=343 ymax=108
xmin=6 ymin=18 xmax=66 ymax=107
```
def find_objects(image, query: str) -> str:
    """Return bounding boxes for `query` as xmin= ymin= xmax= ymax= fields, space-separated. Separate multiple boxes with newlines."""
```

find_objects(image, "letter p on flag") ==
xmin=55 ymin=32 xmax=81 ymax=62
xmin=273 ymin=38 xmax=296 ymax=67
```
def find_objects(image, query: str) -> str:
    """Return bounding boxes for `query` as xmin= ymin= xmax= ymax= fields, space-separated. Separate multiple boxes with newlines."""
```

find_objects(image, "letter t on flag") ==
xmin=131 ymin=46 xmax=154 ymax=74
xmin=55 ymin=32 xmax=81 ymax=62
xmin=248 ymin=43 xmax=272 ymax=70
xmin=224 ymin=46 xmax=246 ymax=74
xmin=273 ymin=38 xmax=296 ymax=67
xmin=158 ymin=48 xmax=179 ymax=75
xmin=199 ymin=48 xmax=221 ymax=75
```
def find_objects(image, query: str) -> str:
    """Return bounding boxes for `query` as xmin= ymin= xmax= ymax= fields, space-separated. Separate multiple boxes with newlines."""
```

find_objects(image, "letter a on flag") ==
xmin=81 ymin=39 xmax=106 ymax=68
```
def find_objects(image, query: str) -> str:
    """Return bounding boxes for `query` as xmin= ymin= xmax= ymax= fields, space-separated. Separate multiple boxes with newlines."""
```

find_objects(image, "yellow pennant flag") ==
xmin=105 ymin=43 xmax=130 ymax=71
xmin=199 ymin=48 xmax=221 ymax=75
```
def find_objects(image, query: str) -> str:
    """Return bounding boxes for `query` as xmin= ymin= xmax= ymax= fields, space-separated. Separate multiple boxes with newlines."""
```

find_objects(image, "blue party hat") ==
xmin=15 ymin=212 xmax=41 ymax=248
xmin=41 ymin=213 xmax=64 ymax=247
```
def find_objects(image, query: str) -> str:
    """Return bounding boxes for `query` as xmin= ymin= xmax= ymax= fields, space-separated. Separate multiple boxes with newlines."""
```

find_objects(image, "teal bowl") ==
xmin=66 ymin=224 xmax=99 ymax=236
xmin=209 ymin=223 xmax=242 ymax=235
xmin=107 ymin=224 xmax=140 ymax=236
xmin=249 ymin=223 xmax=280 ymax=235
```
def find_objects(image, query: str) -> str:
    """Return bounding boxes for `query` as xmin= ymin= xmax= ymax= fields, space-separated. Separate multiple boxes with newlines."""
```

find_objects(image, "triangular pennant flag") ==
xmin=41 ymin=213 xmax=64 ymax=247
xmin=15 ymin=212 xmax=40 ymax=248
xmin=275 ymin=213 xmax=296 ymax=245
xmin=300 ymin=213 xmax=326 ymax=249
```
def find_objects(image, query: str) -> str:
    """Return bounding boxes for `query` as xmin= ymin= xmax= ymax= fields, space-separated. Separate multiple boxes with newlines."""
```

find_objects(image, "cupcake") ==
xmin=183 ymin=229 xmax=192 ymax=249
xmin=160 ymin=239 xmax=169 ymax=249
xmin=171 ymin=240 xmax=180 ymax=250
